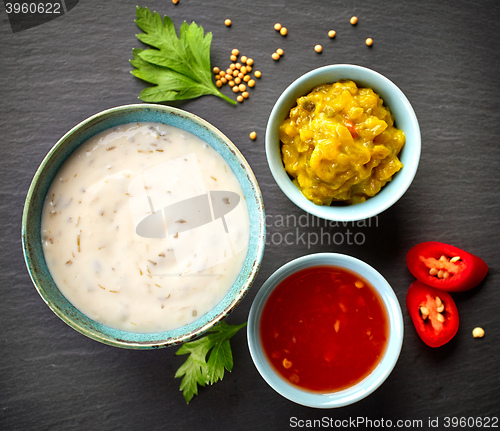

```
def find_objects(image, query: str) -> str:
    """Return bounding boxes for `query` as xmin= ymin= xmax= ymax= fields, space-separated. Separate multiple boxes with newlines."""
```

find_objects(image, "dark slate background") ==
xmin=1 ymin=0 xmax=499 ymax=430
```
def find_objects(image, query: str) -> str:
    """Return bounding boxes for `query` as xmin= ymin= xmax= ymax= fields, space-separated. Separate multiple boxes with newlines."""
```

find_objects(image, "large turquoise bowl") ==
xmin=22 ymin=104 xmax=265 ymax=349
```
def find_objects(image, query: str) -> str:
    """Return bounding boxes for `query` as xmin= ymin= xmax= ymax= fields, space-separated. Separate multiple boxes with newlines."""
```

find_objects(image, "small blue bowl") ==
xmin=22 ymin=104 xmax=266 ymax=349
xmin=247 ymin=253 xmax=403 ymax=408
xmin=266 ymin=64 xmax=421 ymax=221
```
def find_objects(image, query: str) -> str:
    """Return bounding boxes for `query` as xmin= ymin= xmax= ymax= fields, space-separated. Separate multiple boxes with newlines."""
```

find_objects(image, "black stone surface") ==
xmin=1 ymin=0 xmax=499 ymax=430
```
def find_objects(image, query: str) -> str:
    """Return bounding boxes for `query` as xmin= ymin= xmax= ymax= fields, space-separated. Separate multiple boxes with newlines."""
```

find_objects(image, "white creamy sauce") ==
xmin=41 ymin=122 xmax=250 ymax=333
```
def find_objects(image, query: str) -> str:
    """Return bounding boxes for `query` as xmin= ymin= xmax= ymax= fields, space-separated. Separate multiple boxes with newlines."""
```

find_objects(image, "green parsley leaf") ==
xmin=175 ymin=321 xmax=247 ymax=403
xmin=131 ymin=6 xmax=236 ymax=105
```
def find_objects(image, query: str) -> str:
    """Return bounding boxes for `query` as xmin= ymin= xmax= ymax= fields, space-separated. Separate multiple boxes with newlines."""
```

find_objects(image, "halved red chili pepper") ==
xmin=406 ymin=241 xmax=488 ymax=292
xmin=406 ymin=281 xmax=459 ymax=348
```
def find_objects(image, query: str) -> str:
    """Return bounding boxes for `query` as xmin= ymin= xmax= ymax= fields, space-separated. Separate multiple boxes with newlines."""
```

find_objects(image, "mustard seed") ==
xmin=237 ymin=95 xmax=244 ymax=102
xmin=241 ymin=56 xmax=248 ymax=63
xmin=314 ymin=44 xmax=323 ymax=53
xmin=365 ymin=37 xmax=373 ymax=46
xmin=213 ymin=66 xmax=220 ymax=74
xmin=231 ymin=49 xmax=239 ymax=56
xmin=242 ymin=91 xmax=249 ymax=99
xmin=216 ymin=80 xmax=222 ymax=88
xmin=249 ymin=131 xmax=257 ymax=140
xmin=225 ymin=19 xmax=232 ymax=27
xmin=472 ymin=327 xmax=485 ymax=338
xmin=234 ymin=77 xmax=241 ymax=85
xmin=350 ymin=16 xmax=358 ymax=25
xmin=230 ymin=55 xmax=237 ymax=62
xmin=274 ymin=23 xmax=282 ymax=31
xmin=243 ymin=75 xmax=251 ymax=82
xmin=232 ymin=86 xmax=239 ymax=93
xmin=276 ymin=48 xmax=284 ymax=56
xmin=280 ymin=27 xmax=288 ymax=36
xmin=328 ymin=30 xmax=336 ymax=38
xmin=254 ymin=70 xmax=262 ymax=78
xmin=238 ymin=83 xmax=246 ymax=92
xmin=272 ymin=52 xmax=280 ymax=60
xmin=248 ymin=79 xmax=255 ymax=87
xmin=246 ymin=58 xmax=254 ymax=66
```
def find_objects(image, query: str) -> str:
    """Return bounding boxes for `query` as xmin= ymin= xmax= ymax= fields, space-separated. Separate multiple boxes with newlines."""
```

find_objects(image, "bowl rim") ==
xmin=22 ymin=103 xmax=266 ymax=349
xmin=265 ymin=64 xmax=421 ymax=222
xmin=247 ymin=252 xmax=404 ymax=408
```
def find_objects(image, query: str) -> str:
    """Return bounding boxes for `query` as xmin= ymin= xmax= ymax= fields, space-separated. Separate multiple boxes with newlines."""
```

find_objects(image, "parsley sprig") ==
xmin=131 ymin=6 xmax=236 ymax=105
xmin=175 ymin=321 xmax=247 ymax=403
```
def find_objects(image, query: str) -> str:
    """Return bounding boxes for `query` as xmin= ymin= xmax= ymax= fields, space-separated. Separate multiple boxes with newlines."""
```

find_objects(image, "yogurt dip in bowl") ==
xmin=22 ymin=104 xmax=265 ymax=349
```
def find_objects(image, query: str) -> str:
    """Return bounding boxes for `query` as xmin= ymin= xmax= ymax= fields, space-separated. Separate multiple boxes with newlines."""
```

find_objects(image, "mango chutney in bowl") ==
xmin=266 ymin=65 xmax=421 ymax=222
xmin=280 ymin=80 xmax=405 ymax=205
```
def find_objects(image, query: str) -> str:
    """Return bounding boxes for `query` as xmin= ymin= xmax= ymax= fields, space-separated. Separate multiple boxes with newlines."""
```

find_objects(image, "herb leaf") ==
xmin=175 ymin=321 xmax=247 ymax=403
xmin=131 ymin=6 xmax=236 ymax=105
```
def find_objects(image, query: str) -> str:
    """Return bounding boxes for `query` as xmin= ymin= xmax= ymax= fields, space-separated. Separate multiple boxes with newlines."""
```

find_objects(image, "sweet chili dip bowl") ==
xmin=247 ymin=253 xmax=404 ymax=408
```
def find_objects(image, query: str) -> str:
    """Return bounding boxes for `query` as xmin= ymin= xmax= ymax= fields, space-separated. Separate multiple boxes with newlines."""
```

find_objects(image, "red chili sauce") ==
xmin=260 ymin=266 xmax=389 ymax=393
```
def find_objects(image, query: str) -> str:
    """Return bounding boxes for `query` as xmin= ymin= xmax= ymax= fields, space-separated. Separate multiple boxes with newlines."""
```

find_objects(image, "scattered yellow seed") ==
xmin=246 ymin=58 xmax=254 ymax=66
xmin=237 ymin=95 xmax=244 ymax=103
xmin=254 ymin=70 xmax=262 ymax=78
xmin=274 ymin=23 xmax=282 ymax=31
xmin=172 ymin=0 xmax=179 ymax=4
xmin=219 ymin=70 xmax=226 ymax=77
xmin=276 ymin=48 xmax=284 ymax=56
xmin=230 ymin=63 xmax=236 ymax=70
xmin=472 ymin=327 xmax=485 ymax=338
xmin=225 ymin=19 xmax=232 ymax=27
xmin=230 ymin=54 xmax=237 ymax=62
xmin=234 ymin=77 xmax=241 ymax=85
xmin=280 ymin=27 xmax=288 ymax=36
xmin=238 ymin=83 xmax=246 ymax=92
xmin=232 ymin=69 xmax=239 ymax=77
xmin=350 ymin=16 xmax=358 ymax=25
xmin=231 ymin=48 xmax=239 ymax=56
xmin=246 ymin=65 xmax=252 ymax=72
xmin=249 ymin=131 xmax=257 ymax=140
xmin=213 ymin=66 xmax=220 ymax=74
xmin=242 ymin=91 xmax=249 ymax=99
xmin=243 ymin=75 xmax=251 ymax=82
xmin=232 ymin=86 xmax=239 ymax=93
xmin=314 ymin=44 xmax=323 ymax=53
xmin=365 ymin=37 xmax=373 ymax=46
xmin=328 ymin=30 xmax=336 ymax=38
xmin=220 ymin=77 xmax=227 ymax=84
xmin=228 ymin=80 xmax=235 ymax=87
xmin=215 ymin=74 xmax=220 ymax=80
xmin=241 ymin=55 xmax=247 ymax=63
xmin=248 ymin=79 xmax=255 ymax=87
xmin=216 ymin=80 xmax=222 ymax=88
xmin=240 ymin=66 xmax=247 ymax=74
xmin=272 ymin=52 xmax=280 ymax=60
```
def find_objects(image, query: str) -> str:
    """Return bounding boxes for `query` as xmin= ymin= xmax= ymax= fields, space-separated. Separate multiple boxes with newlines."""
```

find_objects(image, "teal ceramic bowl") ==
xmin=247 ymin=253 xmax=403 ymax=408
xmin=266 ymin=64 xmax=421 ymax=221
xmin=22 ymin=104 xmax=265 ymax=349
